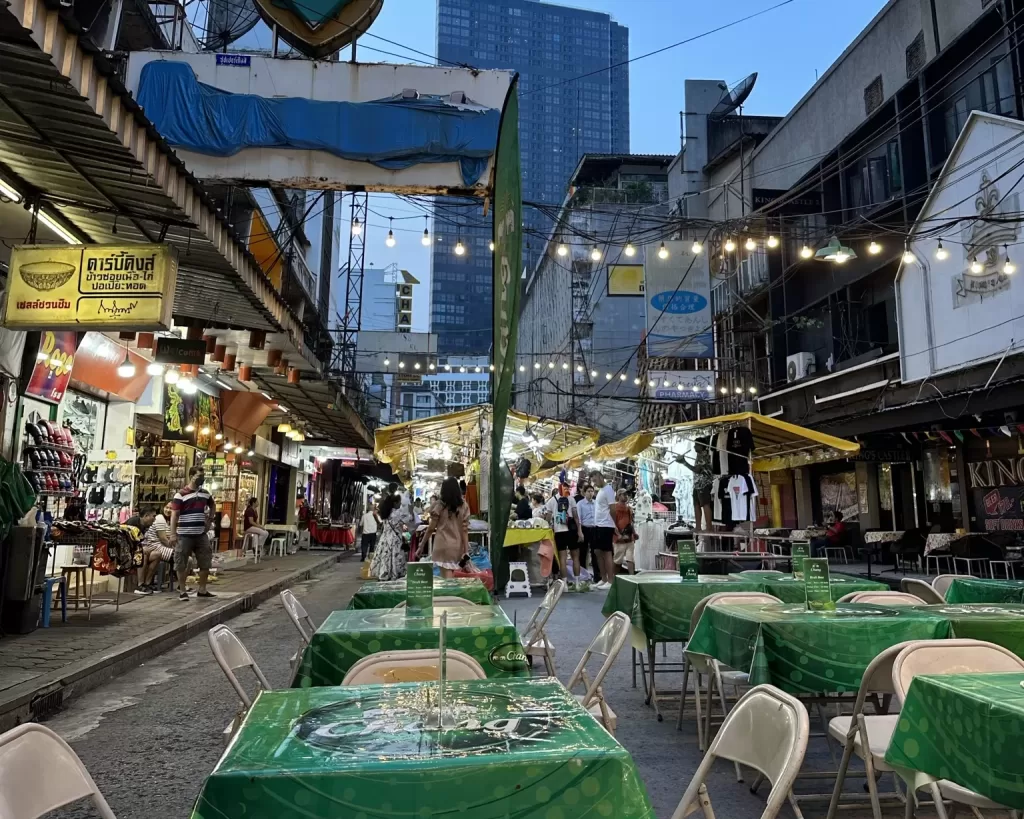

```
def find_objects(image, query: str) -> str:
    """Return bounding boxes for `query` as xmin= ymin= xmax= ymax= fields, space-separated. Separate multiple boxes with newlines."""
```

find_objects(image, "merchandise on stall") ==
xmin=19 ymin=418 xmax=80 ymax=509
xmin=81 ymin=453 xmax=136 ymax=523
xmin=204 ymin=453 xmax=239 ymax=550
xmin=134 ymin=431 xmax=188 ymax=514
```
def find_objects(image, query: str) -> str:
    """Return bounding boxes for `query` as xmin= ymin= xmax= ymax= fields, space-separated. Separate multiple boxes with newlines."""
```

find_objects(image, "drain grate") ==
xmin=30 ymin=688 xmax=64 ymax=720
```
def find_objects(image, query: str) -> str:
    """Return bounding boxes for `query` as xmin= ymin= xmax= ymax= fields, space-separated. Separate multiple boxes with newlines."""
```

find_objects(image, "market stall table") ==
xmin=863 ymin=531 xmax=905 ymax=544
xmin=885 ymin=673 xmax=1024 ymax=811
xmin=944 ymin=578 xmax=1024 ymax=604
xmin=292 ymin=605 xmax=529 ymax=686
xmin=685 ymin=602 xmax=949 ymax=694
xmin=729 ymin=571 xmax=888 ymax=604
xmin=347 ymin=577 xmax=493 ymax=609
xmin=504 ymin=526 xmax=554 ymax=547
xmin=308 ymin=520 xmax=354 ymax=548
xmin=191 ymin=679 xmax=655 ymax=819
xmin=918 ymin=603 xmax=1024 ymax=657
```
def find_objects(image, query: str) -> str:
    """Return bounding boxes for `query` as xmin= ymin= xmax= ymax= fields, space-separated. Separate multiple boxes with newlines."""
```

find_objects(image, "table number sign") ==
xmin=677 ymin=539 xmax=699 ymax=579
xmin=791 ymin=542 xmax=809 ymax=580
xmin=406 ymin=561 xmax=434 ymax=615
xmin=803 ymin=558 xmax=836 ymax=611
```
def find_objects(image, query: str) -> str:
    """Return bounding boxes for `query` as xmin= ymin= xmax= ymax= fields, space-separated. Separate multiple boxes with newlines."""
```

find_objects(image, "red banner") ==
xmin=25 ymin=331 xmax=76 ymax=404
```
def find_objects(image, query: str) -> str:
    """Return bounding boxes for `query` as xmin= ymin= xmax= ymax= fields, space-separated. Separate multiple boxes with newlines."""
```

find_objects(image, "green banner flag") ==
xmin=677 ymin=539 xmax=699 ymax=579
xmin=490 ymin=76 xmax=523 ymax=593
xmin=405 ymin=561 xmax=434 ymax=615
xmin=803 ymin=557 xmax=836 ymax=611
xmin=791 ymin=542 xmax=809 ymax=580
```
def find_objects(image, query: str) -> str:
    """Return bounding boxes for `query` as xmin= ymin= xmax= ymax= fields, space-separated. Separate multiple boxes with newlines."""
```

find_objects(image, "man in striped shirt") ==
xmin=170 ymin=466 xmax=216 ymax=600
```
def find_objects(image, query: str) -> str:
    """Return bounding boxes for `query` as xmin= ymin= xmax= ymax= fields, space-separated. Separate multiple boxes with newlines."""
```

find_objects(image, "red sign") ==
xmin=26 ymin=331 xmax=76 ymax=404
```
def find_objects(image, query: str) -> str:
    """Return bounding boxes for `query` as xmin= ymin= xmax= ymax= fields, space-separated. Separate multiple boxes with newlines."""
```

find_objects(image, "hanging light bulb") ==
xmin=534 ymin=362 xmax=541 ymax=369
xmin=489 ymin=364 xmax=495 ymax=372
xmin=744 ymin=237 xmax=757 ymax=251
xmin=385 ymin=217 xmax=396 ymax=248
xmin=518 ymin=365 xmax=525 ymax=372
xmin=351 ymin=216 xmax=362 ymax=236
xmin=428 ymin=363 xmax=436 ymax=370
xmin=1004 ymin=245 xmax=1016 ymax=275
xmin=971 ymin=256 xmax=984 ymax=274
xmin=748 ymin=386 xmax=758 ymax=395
xmin=413 ymin=362 xmax=421 ymax=370
xmin=767 ymin=235 xmax=779 ymax=249
xmin=800 ymin=245 xmax=813 ymax=259
xmin=489 ymin=240 xmax=495 ymax=252
xmin=146 ymin=362 xmax=164 ymax=376
xmin=576 ymin=364 xmax=584 ymax=372
xmin=556 ymin=243 xmax=568 ymax=257
xmin=200 ymin=426 xmax=210 ymax=435
xmin=619 ymin=373 xmax=627 ymax=381
xmin=633 ymin=378 xmax=641 ymax=385
xmin=648 ymin=380 xmax=655 ymax=388
xmin=903 ymin=249 xmax=917 ymax=265
xmin=691 ymin=240 xmax=703 ymax=254
xmin=444 ymin=363 xmax=452 ymax=370
xmin=590 ymin=369 xmax=598 ymax=378
xmin=475 ymin=366 xmax=482 ymax=373
xmin=561 ymin=362 xmax=569 ymax=370
xmin=605 ymin=372 xmax=613 ymax=381
xmin=421 ymin=217 xmax=431 ymax=246
xmin=663 ymin=379 xmax=671 ymax=387
xmin=398 ymin=361 xmax=405 ymax=369
xmin=548 ymin=361 xmax=555 ymax=369
xmin=454 ymin=237 xmax=466 ymax=256
xmin=164 ymin=368 xmax=180 ymax=385
xmin=868 ymin=241 xmax=882 ymax=255
xmin=724 ymin=238 xmax=736 ymax=253
xmin=590 ymin=245 xmax=602 ymax=262
xmin=116 ymin=349 xmax=135 ymax=378
xmin=247 ymin=449 xmax=254 ymax=457
xmin=658 ymin=242 xmax=669 ymax=260
xmin=624 ymin=242 xmax=636 ymax=257
xmin=935 ymin=240 xmax=949 ymax=261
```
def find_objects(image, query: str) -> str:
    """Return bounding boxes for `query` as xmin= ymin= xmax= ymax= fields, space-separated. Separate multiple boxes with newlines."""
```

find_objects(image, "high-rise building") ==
xmin=433 ymin=0 xmax=629 ymax=355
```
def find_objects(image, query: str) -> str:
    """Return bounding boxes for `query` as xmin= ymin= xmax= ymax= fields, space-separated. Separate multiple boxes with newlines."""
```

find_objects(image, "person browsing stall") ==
xmin=170 ymin=466 xmax=216 ymax=600
xmin=425 ymin=477 xmax=470 ymax=578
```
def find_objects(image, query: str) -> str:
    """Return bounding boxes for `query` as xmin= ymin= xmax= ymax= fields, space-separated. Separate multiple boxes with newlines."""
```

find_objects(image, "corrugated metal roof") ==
xmin=252 ymin=372 xmax=373 ymax=449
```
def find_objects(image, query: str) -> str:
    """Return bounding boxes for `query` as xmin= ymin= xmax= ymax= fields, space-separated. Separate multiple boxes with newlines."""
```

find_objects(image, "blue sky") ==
xmin=332 ymin=0 xmax=888 ymax=331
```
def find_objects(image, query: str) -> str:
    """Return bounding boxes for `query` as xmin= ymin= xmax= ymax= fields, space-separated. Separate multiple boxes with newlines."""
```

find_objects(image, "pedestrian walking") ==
xmin=359 ymin=502 xmax=380 ymax=561
xmin=369 ymin=491 xmax=407 ymax=580
xmin=170 ymin=466 xmax=216 ymax=600
xmin=545 ymin=482 xmax=584 ymax=588
xmin=424 ymin=477 xmax=470 ymax=578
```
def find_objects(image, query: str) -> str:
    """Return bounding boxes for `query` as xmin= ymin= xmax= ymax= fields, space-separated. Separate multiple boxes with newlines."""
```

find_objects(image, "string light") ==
xmin=561 ymin=362 xmax=569 ymax=370
xmin=460 ymin=366 xmax=467 ymax=373
xmin=185 ymin=423 xmax=195 ymax=433
xmin=383 ymin=358 xmax=390 ymax=366
xmin=548 ymin=361 xmax=555 ymax=369
xmin=215 ymin=432 xmax=223 ymax=440
xmin=971 ymin=256 xmax=984 ymax=274
xmin=766 ymin=235 xmax=779 ymax=249
xmin=724 ymin=238 xmax=736 ymax=253
xmin=576 ymin=365 xmax=584 ymax=372
xmin=518 ymin=365 xmax=525 ymax=372
xmin=475 ymin=366 xmax=482 ymax=373
xmin=935 ymin=240 xmax=948 ymax=261
xmin=624 ymin=242 xmax=636 ymax=257
xmin=556 ymin=243 xmax=568 ymax=257
xmin=720 ymin=387 xmax=729 ymax=395
xmin=428 ymin=363 xmax=436 ymax=370
xmin=903 ymin=249 xmax=917 ymax=265
xmin=748 ymin=386 xmax=758 ymax=394
xmin=454 ymin=237 xmax=466 ymax=256
xmin=1004 ymin=245 xmax=1016 ymax=275
xmin=744 ymin=237 xmax=757 ymax=251
xmin=691 ymin=240 xmax=703 ymax=254
xmin=351 ymin=216 xmax=362 ymax=236
xmin=489 ymin=364 xmax=495 ymax=371
xmin=489 ymin=240 xmax=495 ymax=252
xmin=444 ymin=363 xmax=452 ymax=370
xmin=590 ymin=370 xmax=598 ymax=378
xmin=413 ymin=362 xmax=421 ymax=370
xmin=590 ymin=245 xmax=602 ymax=262
xmin=657 ymin=242 xmax=669 ymax=260
xmin=605 ymin=373 xmax=613 ymax=380
xmin=385 ymin=217 xmax=396 ymax=247
xmin=663 ymin=379 xmax=670 ymax=387
xmin=648 ymin=380 xmax=655 ymax=388
xmin=200 ymin=426 xmax=210 ymax=435
xmin=421 ymin=217 xmax=431 ymax=246
xmin=398 ymin=361 xmax=405 ymax=369
xmin=734 ymin=387 xmax=743 ymax=395
xmin=868 ymin=241 xmax=882 ymax=255
xmin=534 ymin=362 xmax=541 ymax=369
xmin=633 ymin=378 xmax=641 ymax=385
xmin=800 ymin=245 xmax=813 ymax=259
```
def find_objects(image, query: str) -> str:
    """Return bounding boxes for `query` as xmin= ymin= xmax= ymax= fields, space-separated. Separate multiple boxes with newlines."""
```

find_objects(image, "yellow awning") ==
xmin=532 ymin=431 xmax=657 ymax=482
xmin=373 ymin=404 xmax=599 ymax=479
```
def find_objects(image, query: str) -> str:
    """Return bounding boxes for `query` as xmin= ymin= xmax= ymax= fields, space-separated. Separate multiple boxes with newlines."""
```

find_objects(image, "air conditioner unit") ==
xmin=786 ymin=352 xmax=816 ymax=383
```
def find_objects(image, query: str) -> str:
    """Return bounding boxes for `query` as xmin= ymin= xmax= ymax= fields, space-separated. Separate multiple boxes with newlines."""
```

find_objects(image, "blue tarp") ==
xmin=136 ymin=61 xmax=500 ymax=186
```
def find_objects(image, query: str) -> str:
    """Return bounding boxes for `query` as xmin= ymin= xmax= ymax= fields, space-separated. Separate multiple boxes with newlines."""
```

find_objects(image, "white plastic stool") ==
xmin=268 ymin=536 xmax=287 ymax=558
xmin=505 ymin=561 xmax=532 ymax=599
xmin=242 ymin=532 xmax=261 ymax=564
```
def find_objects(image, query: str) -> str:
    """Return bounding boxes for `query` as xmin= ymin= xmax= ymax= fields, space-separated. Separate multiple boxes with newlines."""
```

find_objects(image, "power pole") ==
xmin=339 ymin=191 xmax=368 ymax=379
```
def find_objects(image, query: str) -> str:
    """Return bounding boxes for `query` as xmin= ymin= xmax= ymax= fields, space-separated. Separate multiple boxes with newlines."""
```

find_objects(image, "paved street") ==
xmin=44 ymin=561 xmax=877 ymax=819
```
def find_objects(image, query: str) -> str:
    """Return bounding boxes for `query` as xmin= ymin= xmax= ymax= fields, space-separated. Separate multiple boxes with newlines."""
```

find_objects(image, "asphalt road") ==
xmin=45 ymin=559 xmax=877 ymax=819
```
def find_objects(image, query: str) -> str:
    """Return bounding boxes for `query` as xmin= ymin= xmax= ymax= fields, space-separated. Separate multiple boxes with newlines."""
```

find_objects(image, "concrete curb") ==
xmin=0 ymin=551 xmax=346 ymax=732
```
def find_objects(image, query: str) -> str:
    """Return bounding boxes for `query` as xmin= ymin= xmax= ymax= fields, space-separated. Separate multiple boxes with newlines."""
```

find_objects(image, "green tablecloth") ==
xmin=918 ymin=604 xmax=1024 ymax=658
xmin=685 ymin=603 xmax=949 ymax=694
xmin=347 ymin=577 xmax=493 ymax=609
xmin=729 ymin=572 xmax=888 ymax=604
xmin=601 ymin=574 xmax=763 ymax=642
xmin=945 ymin=578 xmax=1024 ymax=604
xmin=885 ymin=673 xmax=1024 ymax=810
xmin=293 ymin=605 xmax=529 ymax=686
xmin=192 ymin=679 xmax=655 ymax=819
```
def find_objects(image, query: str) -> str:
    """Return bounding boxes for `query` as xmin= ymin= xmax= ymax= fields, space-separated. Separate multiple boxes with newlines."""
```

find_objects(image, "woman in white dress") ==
xmin=370 ymin=492 xmax=407 ymax=581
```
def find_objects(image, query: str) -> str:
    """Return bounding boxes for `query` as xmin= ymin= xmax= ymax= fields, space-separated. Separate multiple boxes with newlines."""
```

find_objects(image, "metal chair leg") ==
xmin=826 ymin=739 xmax=857 ymax=819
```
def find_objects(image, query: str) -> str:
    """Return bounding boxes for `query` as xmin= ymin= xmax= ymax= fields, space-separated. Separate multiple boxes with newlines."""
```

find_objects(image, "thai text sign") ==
xmin=3 ymin=244 xmax=177 ymax=330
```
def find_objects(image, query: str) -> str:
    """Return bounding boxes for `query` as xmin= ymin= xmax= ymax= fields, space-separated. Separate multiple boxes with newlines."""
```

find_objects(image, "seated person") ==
xmin=243 ymin=497 xmax=270 ymax=552
xmin=138 ymin=503 xmax=175 ymax=593
xmin=811 ymin=511 xmax=847 ymax=557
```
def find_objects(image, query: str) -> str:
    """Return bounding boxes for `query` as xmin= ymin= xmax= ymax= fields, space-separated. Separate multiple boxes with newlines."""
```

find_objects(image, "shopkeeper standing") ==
xmin=170 ymin=466 xmax=216 ymax=600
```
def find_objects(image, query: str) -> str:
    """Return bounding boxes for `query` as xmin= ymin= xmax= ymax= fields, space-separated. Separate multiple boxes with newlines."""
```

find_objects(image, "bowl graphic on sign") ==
xmin=650 ymin=291 xmax=707 ymax=314
xmin=18 ymin=261 xmax=76 ymax=292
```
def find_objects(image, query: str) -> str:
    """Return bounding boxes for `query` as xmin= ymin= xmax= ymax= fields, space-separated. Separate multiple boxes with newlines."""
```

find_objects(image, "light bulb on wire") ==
xmin=724 ymin=238 xmax=736 ymax=253
xmin=971 ymin=256 xmax=984 ymax=274
xmin=421 ymin=217 xmax=431 ymax=246
xmin=767 ymin=235 xmax=779 ymax=249
xmin=1004 ymin=245 xmax=1016 ymax=275
xmin=146 ymin=362 xmax=164 ymax=376
xmin=116 ymin=349 xmax=135 ymax=378
xmin=556 ymin=243 xmax=568 ymax=257
xmin=454 ymin=238 xmax=466 ymax=256
xmin=935 ymin=240 xmax=949 ymax=261
xmin=351 ymin=216 xmax=362 ymax=236
xmin=744 ymin=237 xmax=757 ymax=251
xmin=657 ymin=242 xmax=669 ymax=260
xmin=590 ymin=245 xmax=602 ymax=262
xmin=385 ymin=217 xmax=396 ymax=248
xmin=548 ymin=361 xmax=555 ymax=369
xmin=868 ymin=241 xmax=882 ymax=255
xmin=903 ymin=249 xmax=917 ymax=265
xmin=691 ymin=240 xmax=703 ymax=254
xmin=800 ymin=245 xmax=813 ymax=259
xmin=489 ymin=240 xmax=495 ymax=252
xmin=624 ymin=242 xmax=636 ymax=257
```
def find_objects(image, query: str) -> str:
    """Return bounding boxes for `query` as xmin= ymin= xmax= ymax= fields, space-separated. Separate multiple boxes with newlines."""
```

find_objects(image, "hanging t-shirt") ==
xmin=714 ymin=431 xmax=730 ymax=474
xmin=726 ymin=427 xmax=755 ymax=475
xmin=726 ymin=475 xmax=759 ymax=522
xmin=714 ymin=476 xmax=732 ymax=525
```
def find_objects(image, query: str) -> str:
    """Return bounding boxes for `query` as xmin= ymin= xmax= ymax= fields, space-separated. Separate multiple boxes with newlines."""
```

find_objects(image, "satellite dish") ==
xmin=200 ymin=0 xmax=261 ymax=51
xmin=709 ymin=72 xmax=758 ymax=120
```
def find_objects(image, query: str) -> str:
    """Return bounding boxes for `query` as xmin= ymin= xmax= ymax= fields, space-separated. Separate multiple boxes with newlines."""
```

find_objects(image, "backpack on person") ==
xmin=555 ymin=495 xmax=570 ymax=528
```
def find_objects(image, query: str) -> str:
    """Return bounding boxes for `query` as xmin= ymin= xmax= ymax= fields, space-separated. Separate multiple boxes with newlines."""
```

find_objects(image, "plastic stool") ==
xmin=268 ymin=536 xmax=287 ymax=558
xmin=41 ymin=576 xmax=67 ymax=627
xmin=505 ymin=561 xmax=532 ymax=599
xmin=242 ymin=532 xmax=261 ymax=563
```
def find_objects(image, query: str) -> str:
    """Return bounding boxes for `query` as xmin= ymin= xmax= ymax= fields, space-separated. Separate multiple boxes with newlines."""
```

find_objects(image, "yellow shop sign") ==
xmin=2 ymin=244 xmax=178 ymax=330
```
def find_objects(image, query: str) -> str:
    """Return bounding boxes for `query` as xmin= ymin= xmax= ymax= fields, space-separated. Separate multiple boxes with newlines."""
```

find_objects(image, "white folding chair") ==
xmin=931 ymin=574 xmax=962 ymax=599
xmin=843 ymin=591 xmax=923 ymax=606
xmin=892 ymin=639 xmax=1024 ymax=819
xmin=566 ymin=612 xmax=630 ymax=734
xmin=0 ymin=723 xmax=117 ymax=819
xmin=207 ymin=624 xmax=271 ymax=743
xmin=900 ymin=578 xmax=945 ymax=604
xmin=280 ymin=589 xmax=316 ymax=675
xmin=521 ymin=579 xmax=566 ymax=677
xmin=826 ymin=642 xmax=917 ymax=819
xmin=670 ymin=685 xmax=810 ymax=819
xmin=341 ymin=648 xmax=486 ymax=684
xmin=392 ymin=596 xmax=478 ymax=609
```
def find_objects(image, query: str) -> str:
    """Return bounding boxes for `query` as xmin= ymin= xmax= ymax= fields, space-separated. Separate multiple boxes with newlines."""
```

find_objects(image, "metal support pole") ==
xmin=339 ymin=192 xmax=369 ymax=379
